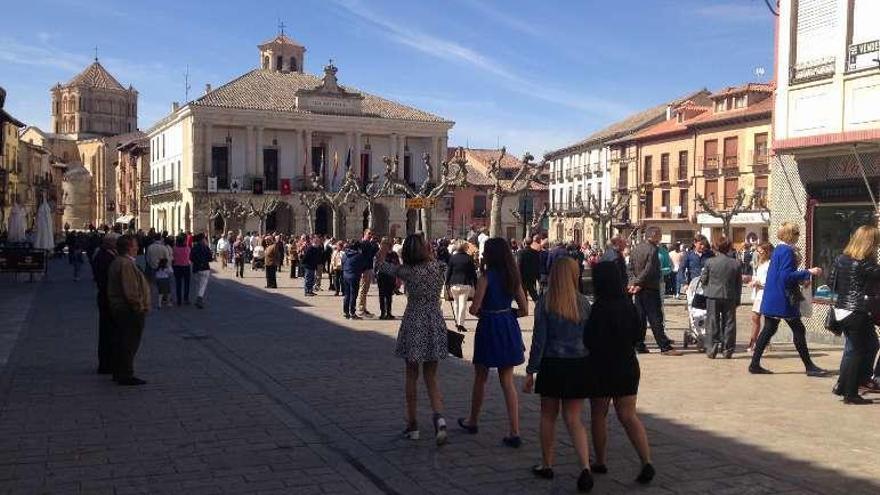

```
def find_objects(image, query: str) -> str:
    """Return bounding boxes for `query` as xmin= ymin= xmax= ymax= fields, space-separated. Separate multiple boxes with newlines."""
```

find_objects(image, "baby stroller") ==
xmin=683 ymin=279 xmax=707 ymax=352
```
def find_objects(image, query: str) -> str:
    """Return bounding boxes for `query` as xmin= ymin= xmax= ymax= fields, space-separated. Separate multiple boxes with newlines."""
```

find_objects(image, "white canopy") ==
xmin=6 ymin=203 xmax=26 ymax=242
xmin=34 ymin=200 xmax=54 ymax=251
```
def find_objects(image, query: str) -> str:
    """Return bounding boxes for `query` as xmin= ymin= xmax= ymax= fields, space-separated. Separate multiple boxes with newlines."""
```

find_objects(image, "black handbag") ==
xmin=824 ymin=258 xmax=843 ymax=336
xmin=785 ymin=283 xmax=805 ymax=307
xmin=447 ymin=329 xmax=464 ymax=358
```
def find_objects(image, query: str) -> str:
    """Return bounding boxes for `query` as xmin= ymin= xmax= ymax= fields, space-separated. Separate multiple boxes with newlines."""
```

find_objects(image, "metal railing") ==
xmin=677 ymin=165 xmax=688 ymax=181
xmin=145 ymin=180 xmax=175 ymax=196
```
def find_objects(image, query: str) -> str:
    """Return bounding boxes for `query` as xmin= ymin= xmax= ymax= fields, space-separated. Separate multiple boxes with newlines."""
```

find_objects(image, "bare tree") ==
xmin=298 ymin=173 xmax=349 ymax=238
xmin=694 ymin=188 xmax=753 ymax=239
xmin=477 ymin=147 xmax=548 ymax=238
xmin=381 ymin=149 xmax=468 ymax=239
xmin=207 ymin=197 xmax=248 ymax=236
xmin=509 ymin=202 xmax=549 ymax=240
xmin=247 ymin=197 xmax=283 ymax=235
xmin=567 ymin=192 xmax=631 ymax=248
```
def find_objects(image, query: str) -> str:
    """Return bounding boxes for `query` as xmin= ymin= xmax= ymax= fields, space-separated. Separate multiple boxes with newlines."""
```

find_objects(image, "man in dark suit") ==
xmin=628 ymin=226 xmax=680 ymax=355
xmin=700 ymin=237 xmax=743 ymax=359
xmin=91 ymin=233 xmax=118 ymax=375
xmin=516 ymin=238 xmax=540 ymax=301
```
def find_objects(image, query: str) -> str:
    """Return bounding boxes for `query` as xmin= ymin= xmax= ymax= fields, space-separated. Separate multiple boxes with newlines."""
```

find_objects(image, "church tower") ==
xmin=50 ymin=58 xmax=137 ymax=139
xmin=258 ymin=32 xmax=306 ymax=73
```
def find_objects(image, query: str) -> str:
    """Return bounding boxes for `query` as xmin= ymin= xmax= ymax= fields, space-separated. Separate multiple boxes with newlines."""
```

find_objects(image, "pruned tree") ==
xmin=208 ymin=197 xmax=248 ymax=236
xmin=479 ymin=147 xmax=548 ymax=238
xmin=570 ymin=192 xmax=630 ymax=248
xmin=695 ymin=188 xmax=752 ymax=239
xmin=381 ymin=148 xmax=468 ymax=239
xmin=510 ymin=202 xmax=549 ymax=240
xmin=247 ymin=197 xmax=283 ymax=235
xmin=298 ymin=173 xmax=348 ymax=238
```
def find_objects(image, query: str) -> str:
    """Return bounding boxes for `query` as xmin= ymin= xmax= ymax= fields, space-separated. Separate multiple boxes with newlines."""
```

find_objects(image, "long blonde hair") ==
xmin=843 ymin=225 xmax=880 ymax=261
xmin=545 ymin=257 xmax=581 ymax=323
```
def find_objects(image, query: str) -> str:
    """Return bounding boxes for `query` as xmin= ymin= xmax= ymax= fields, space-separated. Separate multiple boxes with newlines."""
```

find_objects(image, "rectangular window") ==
xmin=755 ymin=176 xmax=769 ymax=206
xmin=754 ymin=133 xmax=769 ymax=164
xmin=723 ymin=137 xmax=738 ymax=168
xmin=704 ymin=179 xmax=718 ymax=207
xmin=211 ymin=146 xmax=229 ymax=189
xmin=679 ymin=189 xmax=689 ymax=217
xmin=703 ymin=140 xmax=718 ymax=171
xmin=551 ymin=190 xmax=556 ymax=209
xmin=734 ymin=95 xmax=746 ymax=109
xmin=473 ymin=195 xmax=487 ymax=218
xmin=661 ymin=190 xmax=670 ymax=217
xmin=848 ymin=0 xmax=880 ymax=71
xmin=643 ymin=190 xmax=653 ymax=218
xmin=643 ymin=155 xmax=653 ymax=182
xmin=619 ymin=165 xmax=629 ymax=189
xmin=311 ymin=146 xmax=324 ymax=177
xmin=162 ymin=134 xmax=165 ymax=158
xmin=660 ymin=153 xmax=669 ymax=182
xmin=263 ymin=148 xmax=279 ymax=191
xmin=795 ymin=0 xmax=838 ymax=65
xmin=724 ymin=177 xmax=739 ymax=208
xmin=678 ymin=151 xmax=688 ymax=180
xmin=812 ymin=204 xmax=875 ymax=289
xmin=714 ymin=100 xmax=726 ymax=112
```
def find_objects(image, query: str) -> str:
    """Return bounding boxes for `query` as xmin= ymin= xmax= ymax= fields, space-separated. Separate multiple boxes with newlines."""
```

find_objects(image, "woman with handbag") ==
xmin=829 ymin=225 xmax=880 ymax=404
xmin=749 ymin=223 xmax=827 ymax=376
xmin=376 ymin=234 xmax=449 ymax=446
xmin=445 ymin=240 xmax=478 ymax=332
xmin=747 ymin=243 xmax=774 ymax=354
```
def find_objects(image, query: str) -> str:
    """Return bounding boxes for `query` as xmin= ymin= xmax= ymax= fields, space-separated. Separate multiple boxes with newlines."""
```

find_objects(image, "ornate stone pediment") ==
xmin=295 ymin=61 xmax=364 ymax=115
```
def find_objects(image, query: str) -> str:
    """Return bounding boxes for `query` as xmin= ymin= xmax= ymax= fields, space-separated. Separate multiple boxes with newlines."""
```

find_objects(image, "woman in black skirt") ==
xmin=586 ymin=261 xmax=655 ymax=484
xmin=524 ymin=257 xmax=594 ymax=492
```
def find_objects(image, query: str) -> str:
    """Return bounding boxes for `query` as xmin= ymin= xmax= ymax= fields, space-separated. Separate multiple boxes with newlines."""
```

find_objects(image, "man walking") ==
xmin=301 ymin=236 xmax=324 ymax=296
xmin=516 ymin=237 xmax=540 ymax=302
xmin=628 ymin=226 xmax=680 ymax=355
xmin=107 ymin=235 xmax=150 ymax=386
xmin=91 ymin=233 xmax=118 ymax=375
xmin=699 ymin=237 xmax=742 ymax=359
xmin=190 ymin=233 xmax=213 ymax=308
xmin=356 ymin=229 xmax=379 ymax=317
xmin=264 ymin=237 xmax=278 ymax=288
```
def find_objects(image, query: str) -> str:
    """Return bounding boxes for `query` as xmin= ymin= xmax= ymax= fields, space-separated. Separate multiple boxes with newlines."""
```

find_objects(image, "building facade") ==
xmin=0 ymin=86 xmax=25 ymax=230
xmin=116 ymin=134 xmax=149 ymax=229
xmin=772 ymin=0 xmax=880 ymax=339
xmin=147 ymin=34 xmax=452 ymax=238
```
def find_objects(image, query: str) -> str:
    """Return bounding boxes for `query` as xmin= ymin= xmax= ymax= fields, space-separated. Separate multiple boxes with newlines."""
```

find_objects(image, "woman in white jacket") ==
xmin=747 ymin=243 xmax=773 ymax=353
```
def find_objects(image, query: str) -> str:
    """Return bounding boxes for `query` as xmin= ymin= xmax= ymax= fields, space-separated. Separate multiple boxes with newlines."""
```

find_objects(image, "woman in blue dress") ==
xmin=458 ymin=238 xmax=529 ymax=448
xmin=749 ymin=222 xmax=827 ymax=376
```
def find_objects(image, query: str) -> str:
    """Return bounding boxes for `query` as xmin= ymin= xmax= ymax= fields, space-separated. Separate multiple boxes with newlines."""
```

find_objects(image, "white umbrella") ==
xmin=6 ymin=203 xmax=26 ymax=242
xmin=34 ymin=200 xmax=54 ymax=251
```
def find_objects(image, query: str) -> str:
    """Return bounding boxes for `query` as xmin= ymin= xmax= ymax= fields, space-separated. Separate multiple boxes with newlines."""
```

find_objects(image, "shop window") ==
xmin=812 ymin=204 xmax=876 ymax=290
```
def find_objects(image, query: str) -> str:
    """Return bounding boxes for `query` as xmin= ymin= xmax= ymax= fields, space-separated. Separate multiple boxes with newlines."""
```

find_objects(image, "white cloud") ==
xmin=695 ymin=2 xmax=769 ymax=21
xmin=456 ymin=0 xmax=543 ymax=37
xmin=331 ymin=0 xmax=631 ymax=119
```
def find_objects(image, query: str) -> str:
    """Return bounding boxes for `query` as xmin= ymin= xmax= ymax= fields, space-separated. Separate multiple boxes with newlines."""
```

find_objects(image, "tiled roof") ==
xmin=546 ymin=89 xmax=710 ymax=158
xmin=1 ymin=109 xmax=24 ymax=128
xmin=453 ymin=147 xmax=548 ymax=191
xmin=65 ymin=62 xmax=127 ymax=91
xmin=710 ymin=82 xmax=774 ymax=99
xmin=686 ymin=96 xmax=772 ymax=128
xmin=258 ymin=34 xmax=305 ymax=47
xmin=116 ymin=132 xmax=149 ymax=151
xmin=191 ymin=69 xmax=450 ymax=123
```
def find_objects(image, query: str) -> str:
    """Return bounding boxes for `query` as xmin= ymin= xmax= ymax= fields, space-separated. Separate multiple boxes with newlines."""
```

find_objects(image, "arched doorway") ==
xmin=213 ymin=215 xmax=224 ymax=234
xmin=267 ymin=204 xmax=291 ymax=233
xmin=573 ymin=223 xmax=582 ymax=246
xmin=315 ymin=204 xmax=332 ymax=235
xmin=555 ymin=221 xmax=564 ymax=242
xmin=406 ymin=209 xmax=418 ymax=235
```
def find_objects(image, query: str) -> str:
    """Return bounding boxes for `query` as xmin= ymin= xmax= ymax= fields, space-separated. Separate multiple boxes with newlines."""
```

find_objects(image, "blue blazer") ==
xmin=759 ymin=243 xmax=811 ymax=319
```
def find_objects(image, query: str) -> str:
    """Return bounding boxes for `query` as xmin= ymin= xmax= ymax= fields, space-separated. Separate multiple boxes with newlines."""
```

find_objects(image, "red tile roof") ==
xmin=686 ymin=96 xmax=773 ymax=128
xmin=447 ymin=147 xmax=548 ymax=190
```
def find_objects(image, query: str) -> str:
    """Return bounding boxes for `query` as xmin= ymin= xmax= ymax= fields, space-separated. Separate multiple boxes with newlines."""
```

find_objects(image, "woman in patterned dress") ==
xmin=376 ymin=234 xmax=449 ymax=446
xmin=458 ymin=237 xmax=529 ymax=448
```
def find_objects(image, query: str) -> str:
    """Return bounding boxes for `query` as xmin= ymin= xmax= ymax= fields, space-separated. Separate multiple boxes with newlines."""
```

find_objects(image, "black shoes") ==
xmin=456 ymin=325 xmax=467 ymax=333
xmin=343 ymin=313 xmax=351 ymax=319
xmin=96 ymin=368 xmax=112 ymax=375
xmin=117 ymin=377 xmax=147 ymax=386
xmin=749 ymin=365 xmax=773 ymax=375
xmin=636 ymin=345 xmax=650 ymax=354
xmin=723 ymin=349 xmax=735 ymax=359
xmin=843 ymin=395 xmax=873 ymax=405
xmin=636 ymin=463 xmax=655 ymax=484
xmin=577 ymin=469 xmax=594 ymax=492
xmin=590 ymin=463 xmax=608 ymax=474
xmin=531 ymin=465 xmax=554 ymax=479
xmin=707 ymin=343 xmax=721 ymax=359
xmin=501 ymin=436 xmax=522 ymax=448
xmin=457 ymin=418 xmax=478 ymax=434
xmin=806 ymin=367 xmax=831 ymax=377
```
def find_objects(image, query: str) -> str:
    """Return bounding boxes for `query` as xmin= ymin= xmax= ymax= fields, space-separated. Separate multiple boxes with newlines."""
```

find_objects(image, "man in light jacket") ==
xmin=700 ymin=237 xmax=743 ymax=359
xmin=107 ymin=235 xmax=151 ymax=386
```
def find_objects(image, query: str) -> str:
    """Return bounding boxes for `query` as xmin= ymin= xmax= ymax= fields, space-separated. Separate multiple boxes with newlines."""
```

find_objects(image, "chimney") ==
xmin=665 ymin=104 xmax=673 ymax=121
xmin=204 ymin=83 xmax=212 ymax=95
xmin=171 ymin=102 xmax=179 ymax=112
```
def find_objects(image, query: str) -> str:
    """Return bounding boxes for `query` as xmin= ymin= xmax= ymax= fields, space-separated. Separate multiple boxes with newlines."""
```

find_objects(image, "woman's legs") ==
xmin=589 ymin=398 xmax=610 ymax=465
xmin=749 ymin=316 xmax=781 ymax=369
xmin=612 ymin=395 xmax=652 ymax=465
xmin=173 ymin=266 xmax=184 ymax=304
xmin=404 ymin=361 xmax=419 ymax=428
xmin=422 ymin=361 xmax=443 ymax=414
xmin=538 ymin=397 xmax=560 ymax=467
xmin=453 ymin=286 xmax=469 ymax=327
xmin=498 ymin=366 xmax=520 ymax=436
xmin=465 ymin=364 xmax=489 ymax=426
xmin=839 ymin=313 xmax=870 ymax=397
xmin=786 ymin=318 xmax=819 ymax=370
xmin=182 ymin=268 xmax=191 ymax=303
xmin=749 ymin=312 xmax=762 ymax=350
xmin=562 ymin=399 xmax=590 ymax=469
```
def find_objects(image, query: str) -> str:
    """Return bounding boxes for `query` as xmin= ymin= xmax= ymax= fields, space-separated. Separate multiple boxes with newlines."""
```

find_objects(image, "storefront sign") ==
xmin=696 ymin=212 xmax=770 ymax=226
xmin=848 ymin=40 xmax=880 ymax=72
xmin=806 ymin=179 xmax=879 ymax=203
xmin=0 ymin=247 xmax=48 ymax=273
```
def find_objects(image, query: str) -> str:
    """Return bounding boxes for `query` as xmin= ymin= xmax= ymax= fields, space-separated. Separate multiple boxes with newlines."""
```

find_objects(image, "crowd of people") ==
xmin=65 ymin=217 xmax=880 ymax=492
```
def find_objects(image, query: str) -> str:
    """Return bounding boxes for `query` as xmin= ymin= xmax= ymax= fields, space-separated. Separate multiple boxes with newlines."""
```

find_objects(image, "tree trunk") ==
xmin=332 ymin=208 xmax=342 ymax=239
xmin=489 ymin=192 xmax=504 ymax=238
xmin=420 ymin=208 xmax=432 ymax=239
xmin=723 ymin=217 xmax=732 ymax=239
xmin=597 ymin=218 xmax=608 ymax=249
xmin=306 ymin=210 xmax=314 ymax=235
xmin=367 ymin=201 xmax=376 ymax=231
xmin=222 ymin=217 xmax=228 ymax=237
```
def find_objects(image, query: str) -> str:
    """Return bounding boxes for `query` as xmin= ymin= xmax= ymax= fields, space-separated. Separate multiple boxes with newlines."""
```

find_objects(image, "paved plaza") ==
xmin=0 ymin=261 xmax=878 ymax=494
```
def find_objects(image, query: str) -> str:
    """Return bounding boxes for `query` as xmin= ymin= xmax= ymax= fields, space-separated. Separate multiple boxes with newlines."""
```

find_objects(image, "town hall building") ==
xmin=146 ymin=33 xmax=453 ymax=238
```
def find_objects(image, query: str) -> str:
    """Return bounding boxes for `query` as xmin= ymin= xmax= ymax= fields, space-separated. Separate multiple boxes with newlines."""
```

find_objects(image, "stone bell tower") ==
xmin=258 ymin=29 xmax=306 ymax=74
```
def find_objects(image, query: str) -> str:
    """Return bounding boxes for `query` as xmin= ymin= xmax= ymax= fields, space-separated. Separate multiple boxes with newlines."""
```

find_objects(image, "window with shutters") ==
xmin=791 ymin=0 xmax=838 ymax=83
xmin=643 ymin=190 xmax=653 ymax=218
xmin=703 ymin=140 xmax=719 ymax=171
xmin=661 ymin=190 xmax=670 ymax=218
xmin=643 ymin=155 xmax=653 ymax=182
xmin=704 ymin=179 xmax=718 ymax=208
xmin=679 ymin=189 xmax=689 ymax=217
xmin=660 ymin=153 xmax=669 ymax=182
xmin=678 ymin=151 xmax=689 ymax=180
xmin=724 ymin=178 xmax=739 ymax=208
xmin=723 ymin=137 xmax=738 ymax=168
xmin=755 ymin=176 xmax=769 ymax=206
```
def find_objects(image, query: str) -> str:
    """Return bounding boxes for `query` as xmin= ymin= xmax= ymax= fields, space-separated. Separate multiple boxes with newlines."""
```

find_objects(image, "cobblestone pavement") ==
xmin=1 ymin=261 xmax=878 ymax=494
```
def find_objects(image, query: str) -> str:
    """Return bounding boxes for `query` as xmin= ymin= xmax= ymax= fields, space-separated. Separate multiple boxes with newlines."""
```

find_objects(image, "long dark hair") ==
xmin=592 ymin=261 xmax=627 ymax=300
xmin=481 ymin=237 xmax=520 ymax=295
xmin=401 ymin=234 xmax=430 ymax=266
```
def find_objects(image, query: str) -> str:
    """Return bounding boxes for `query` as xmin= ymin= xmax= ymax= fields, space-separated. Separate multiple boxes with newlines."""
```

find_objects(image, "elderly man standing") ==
xmin=356 ymin=229 xmax=379 ymax=317
xmin=107 ymin=235 xmax=151 ymax=386
xmin=628 ymin=226 xmax=680 ymax=355
xmin=91 ymin=233 xmax=118 ymax=375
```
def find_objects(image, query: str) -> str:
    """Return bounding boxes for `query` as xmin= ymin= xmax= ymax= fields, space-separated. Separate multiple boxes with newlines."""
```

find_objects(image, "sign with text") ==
xmin=207 ymin=177 xmax=218 ymax=193
xmin=405 ymin=197 xmax=437 ymax=210
xmin=0 ymin=247 xmax=48 ymax=273
xmin=848 ymin=40 xmax=880 ymax=72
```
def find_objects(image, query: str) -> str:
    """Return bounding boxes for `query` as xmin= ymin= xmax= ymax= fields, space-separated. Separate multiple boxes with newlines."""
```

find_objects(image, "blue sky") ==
xmin=1 ymin=0 xmax=774 ymax=157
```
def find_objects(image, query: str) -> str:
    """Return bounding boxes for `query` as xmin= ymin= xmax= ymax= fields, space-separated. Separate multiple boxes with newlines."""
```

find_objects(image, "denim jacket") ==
xmin=526 ymin=295 xmax=591 ymax=374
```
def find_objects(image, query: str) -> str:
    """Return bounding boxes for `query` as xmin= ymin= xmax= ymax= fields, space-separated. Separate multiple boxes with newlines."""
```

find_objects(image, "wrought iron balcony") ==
xmin=677 ymin=165 xmax=688 ymax=182
xmin=790 ymin=57 xmax=835 ymax=85
xmin=698 ymin=155 xmax=720 ymax=177
xmin=145 ymin=180 xmax=175 ymax=196
xmin=750 ymin=149 xmax=770 ymax=175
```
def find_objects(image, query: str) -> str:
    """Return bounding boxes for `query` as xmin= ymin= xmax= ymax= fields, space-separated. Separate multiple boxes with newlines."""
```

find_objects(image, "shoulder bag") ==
xmin=824 ymin=257 xmax=842 ymax=336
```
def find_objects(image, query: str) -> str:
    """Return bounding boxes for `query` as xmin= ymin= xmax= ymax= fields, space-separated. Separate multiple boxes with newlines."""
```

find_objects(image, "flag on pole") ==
xmin=332 ymin=150 xmax=340 ymax=182
xmin=345 ymin=149 xmax=352 ymax=171
xmin=301 ymin=146 xmax=308 ymax=178
xmin=320 ymin=148 xmax=326 ymax=178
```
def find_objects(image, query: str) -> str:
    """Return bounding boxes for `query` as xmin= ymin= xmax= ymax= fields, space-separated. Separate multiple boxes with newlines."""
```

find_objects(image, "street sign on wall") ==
xmin=405 ymin=197 xmax=437 ymax=209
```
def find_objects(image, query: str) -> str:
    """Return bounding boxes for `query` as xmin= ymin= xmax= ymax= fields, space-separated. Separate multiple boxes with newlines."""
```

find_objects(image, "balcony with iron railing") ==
xmin=655 ymin=207 xmax=672 ymax=219
xmin=722 ymin=154 xmax=739 ymax=174
xmin=677 ymin=164 xmax=688 ymax=182
xmin=617 ymin=177 xmax=629 ymax=190
xmin=659 ymin=167 xmax=670 ymax=184
xmin=697 ymin=155 xmax=720 ymax=177
xmin=573 ymin=166 xmax=583 ymax=179
xmin=145 ymin=180 xmax=175 ymax=196
xmin=750 ymin=149 xmax=770 ymax=175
